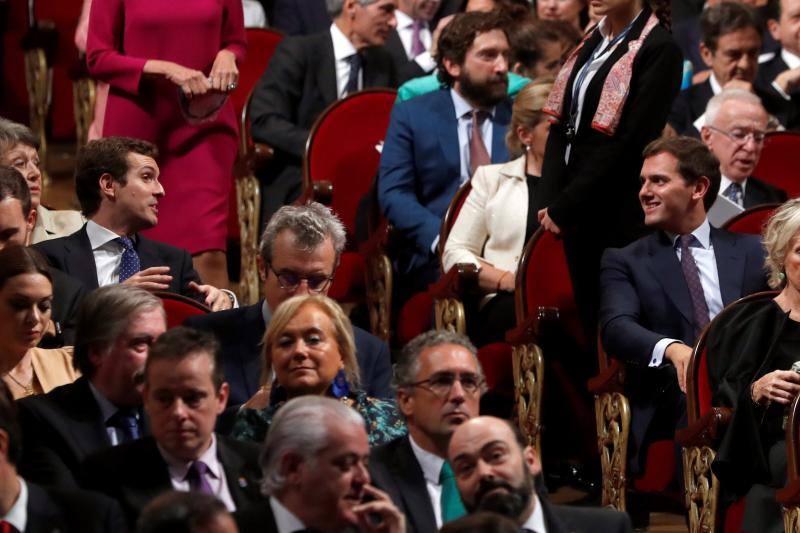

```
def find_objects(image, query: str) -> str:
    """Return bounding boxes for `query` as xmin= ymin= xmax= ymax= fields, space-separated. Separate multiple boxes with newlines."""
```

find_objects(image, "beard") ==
xmin=458 ymin=70 xmax=508 ymax=109
xmin=465 ymin=472 xmax=534 ymax=521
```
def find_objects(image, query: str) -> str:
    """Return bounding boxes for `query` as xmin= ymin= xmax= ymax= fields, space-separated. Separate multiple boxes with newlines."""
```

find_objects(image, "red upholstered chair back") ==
xmin=516 ymin=228 xmax=584 ymax=346
xmin=722 ymin=204 xmax=779 ymax=235
xmin=753 ymin=132 xmax=800 ymax=198
xmin=437 ymin=181 xmax=473 ymax=260
xmin=154 ymin=292 xmax=210 ymax=329
xmin=230 ymin=28 xmax=283 ymax=120
xmin=303 ymin=89 xmax=397 ymax=243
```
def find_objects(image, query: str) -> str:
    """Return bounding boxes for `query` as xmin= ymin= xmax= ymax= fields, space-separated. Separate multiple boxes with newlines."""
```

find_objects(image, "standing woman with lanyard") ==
xmin=535 ymin=0 xmax=682 ymax=346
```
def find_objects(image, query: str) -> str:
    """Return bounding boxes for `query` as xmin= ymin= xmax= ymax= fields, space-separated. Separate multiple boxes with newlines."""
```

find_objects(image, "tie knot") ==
xmin=679 ymin=234 xmax=697 ymax=249
xmin=116 ymin=235 xmax=135 ymax=250
xmin=472 ymin=109 xmax=488 ymax=125
xmin=347 ymin=53 xmax=362 ymax=68
xmin=189 ymin=460 xmax=211 ymax=478
xmin=106 ymin=408 xmax=138 ymax=429
xmin=411 ymin=19 xmax=423 ymax=30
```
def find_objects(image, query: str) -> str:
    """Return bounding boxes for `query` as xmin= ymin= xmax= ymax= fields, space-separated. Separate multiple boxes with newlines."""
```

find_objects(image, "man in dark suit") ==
xmin=185 ymin=203 xmax=392 ymax=406
xmin=0 ymin=166 xmax=85 ymax=347
xmin=758 ymin=0 xmax=800 ymax=102
xmin=599 ymin=137 xmax=769 ymax=474
xmin=378 ymin=11 xmax=512 ymax=294
xmin=384 ymin=0 xmax=442 ymax=83
xmin=369 ymin=330 xmax=481 ymax=532
xmin=235 ymin=396 xmax=406 ymax=533
xmin=81 ymin=327 xmax=264 ymax=527
xmin=702 ymin=88 xmax=787 ymax=212
xmin=0 ymin=381 xmax=127 ymax=533
xmin=668 ymin=2 xmax=798 ymax=137
xmin=18 ymin=285 xmax=166 ymax=489
xmin=250 ymin=0 xmax=399 ymax=223
xmin=448 ymin=416 xmax=633 ymax=533
xmin=34 ymin=137 xmax=234 ymax=311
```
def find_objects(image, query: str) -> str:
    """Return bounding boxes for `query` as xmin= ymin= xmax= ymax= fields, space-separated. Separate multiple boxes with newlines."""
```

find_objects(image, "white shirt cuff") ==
xmin=221 ymin=289 xmax=239 ymax=309
xmin=415 ymin=52 xmax=436 ymax=73
xmin=650 ymin=338 xmax=681 ymax=367
xmin=772 ymin=80 xmax=792 ymax=101
xmin=430 ymin=235 xmax=440 ymax=255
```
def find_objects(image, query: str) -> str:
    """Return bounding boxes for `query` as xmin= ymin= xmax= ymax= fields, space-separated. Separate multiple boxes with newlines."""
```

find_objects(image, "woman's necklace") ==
xmin=3 ymin=369 xmax=34 ymax=396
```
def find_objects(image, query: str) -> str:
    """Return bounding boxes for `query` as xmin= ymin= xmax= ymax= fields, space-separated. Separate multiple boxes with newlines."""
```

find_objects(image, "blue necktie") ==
xmin=723 ymin=182 xmax=743 ymax=206
xmin=107 ymin=408 xmax=140 ymax=443
xmin=116 ymin=236 xmax=140 ymax=282
xmin=344 ymin=53 xmax=362 ymax=95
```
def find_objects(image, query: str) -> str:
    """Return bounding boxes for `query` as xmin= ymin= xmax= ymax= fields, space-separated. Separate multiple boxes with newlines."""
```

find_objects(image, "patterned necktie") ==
xmin=116 ymin=236 xmax=140 ymax=282
xmin=410 ymin=20 xmax=425 ymax=57
xmin=186 ymin=460 xmax=215 ymax=495
xmin=439 ymin=461 xmax=466 ymax=523
xmin=723 ymin=182 xmax=743 ymax=206
xmin=0 ymin=521 xmax=19 ymax=533
xmin=344 ymin=53 xmax=362 ymax=96
xmin=106 ymin=408 xmax=141 ymax=443
xmin=469 ymin=110 xmax=490 ymax=176
xmin=679 ymin=234 xmax=710 ymax=338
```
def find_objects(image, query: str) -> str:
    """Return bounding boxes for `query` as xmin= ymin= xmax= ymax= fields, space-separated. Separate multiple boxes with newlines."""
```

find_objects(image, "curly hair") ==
xmin=435 ymin=11 xmax=512 ymax=86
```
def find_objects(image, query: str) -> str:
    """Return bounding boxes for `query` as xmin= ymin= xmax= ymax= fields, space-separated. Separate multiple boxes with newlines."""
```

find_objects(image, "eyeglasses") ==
xmin=706 ymin=125 xmax=766 ymax=145
xmin=407 ymin=372 xmax=484 ymax=397
xmin=268 ymin=264 xmax=333 ymax=293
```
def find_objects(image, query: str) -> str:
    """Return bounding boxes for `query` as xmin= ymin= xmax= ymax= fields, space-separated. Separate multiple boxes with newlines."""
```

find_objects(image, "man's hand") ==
xmin=122 ymin=266 xmax=172 ymax=291
xmin=774 ymin=67 xmax=800 ymax=95
xmin=752 ymin=370 xmax=800 ymax=405
xmin=188 ymin=281 xmax=233 ymax=311
xmin=353 ymin=485 xmax=406 ymax=533
xmin=665 ymin=342 xmax=693 ymax=393
xmin=538 ymin=208 xmax=561 ymax=235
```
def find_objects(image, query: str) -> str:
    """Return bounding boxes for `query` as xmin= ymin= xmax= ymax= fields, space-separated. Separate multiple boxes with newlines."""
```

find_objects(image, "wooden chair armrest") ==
xmin=310 ymin=180 xmax=333 ymax=205
xmin=22 ymin=23 xmax=58 ymax=57
xmin=251 ymin=142 xmax=274 ymax=170
xmin=776 ymin=480 xmax=800 ymax=506
xmin=675 ymin=407 xmax=733 ymax=448
xmin=428 ymin=264 xmax=479 ymax=299
xmin=504 ymin=308 xmax=559 ymax=344
xmin=587 ymin=359 xmax=625 ymax=394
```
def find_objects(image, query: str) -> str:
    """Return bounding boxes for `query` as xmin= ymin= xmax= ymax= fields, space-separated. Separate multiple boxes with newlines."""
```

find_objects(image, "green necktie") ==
xmin=439 ymin=461 xmax=467 ymax=523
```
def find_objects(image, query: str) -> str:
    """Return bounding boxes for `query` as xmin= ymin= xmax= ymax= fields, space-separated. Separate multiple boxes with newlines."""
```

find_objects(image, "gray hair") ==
xmin=704 ymin=88 xmax=764 ymax=127
xmin=393 ymin=329 xmax=481 ymax=388
xmin=0 ymin=118 xmax=39 ymax=157
xmin=259 ymin=396 xmax=364 ymax=495
xmin=325 ymin=0 xmax=380 ymax=17
xmin=258 ymin=202 xmax=346 ymax=266
xmin=763 ymin=198 xmax=800 ymax=289
xmin=73 ymin=285 xmax=165 ymax=377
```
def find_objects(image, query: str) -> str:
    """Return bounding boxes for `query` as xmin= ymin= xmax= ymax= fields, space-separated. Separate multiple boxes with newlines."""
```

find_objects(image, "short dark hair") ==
xmin=0 ymin=166 xmax=31 ymax=216
xmin=0 ymin=381 xmax=22 ymax=465
xmin=642 ymin=136 xmax=721 ymax=211
xmin=146 ymin=327 xmax=224 ymax=390
xmin=75 ymin=137 xmax=158 ymax=217
xmin=701 ymin=2 xmax=762 ymax=52
xmin=507 ymin=19 xmax=580 ymax=73
xmin=0 ymin=245 xmax=51 ymax=291
xmin=436 ymin=11 xmax=511 ymax=86
xmin=136 ymin=491 xmax=230 ymax=533
xmin=765 ymin=0 xmax=782 ymax=21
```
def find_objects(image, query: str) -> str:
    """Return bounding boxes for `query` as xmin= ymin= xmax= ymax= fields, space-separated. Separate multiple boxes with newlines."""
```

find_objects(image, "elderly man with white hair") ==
xmin=234 ymin=396 xmax=406 ymax=533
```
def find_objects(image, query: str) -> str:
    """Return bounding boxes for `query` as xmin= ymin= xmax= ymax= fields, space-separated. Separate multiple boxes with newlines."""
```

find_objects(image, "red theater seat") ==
xmin=722 ymin=203 xmax=779 ymax=235
xmin=752 ymin=131 xmax=800 ymax=199
xmin=155 ymin=292 xmax=211 ymax=330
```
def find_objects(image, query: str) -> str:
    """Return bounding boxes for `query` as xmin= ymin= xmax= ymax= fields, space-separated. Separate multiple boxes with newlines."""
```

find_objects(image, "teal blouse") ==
xmin=396 ymin=71 xmax=531 ymax=102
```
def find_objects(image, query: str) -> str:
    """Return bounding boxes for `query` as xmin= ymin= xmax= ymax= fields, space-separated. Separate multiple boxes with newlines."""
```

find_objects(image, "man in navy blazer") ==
xmin=378 ymin=12 xmax=513 ymax=294
xmin=185 ymin=203 xmax=392 ymax=407
xmin=599 ymin=137 xmax=769 ymax=474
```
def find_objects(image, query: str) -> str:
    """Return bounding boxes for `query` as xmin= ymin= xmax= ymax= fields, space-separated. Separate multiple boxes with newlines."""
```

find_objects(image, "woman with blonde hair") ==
xmin=231 ymin=294 xmax=405 ymax=446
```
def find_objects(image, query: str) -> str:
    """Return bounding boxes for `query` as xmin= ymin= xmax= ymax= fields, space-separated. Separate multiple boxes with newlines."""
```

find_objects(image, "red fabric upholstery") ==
xmin=633 ymin=439 xmax=677 ymax=492
xmin=156 ymin=292 xmax=210 ymax=329
xmin=723 ymin=499 xmax=746 ymax=533
xmin=230 ymin=28 xmax=283 ymax=119
xmin=438 ymin=181 xmax=472 ymax=257
xmin=397 ymin=292 xmax=434 ymax=346
xmin=327 ymin=252 xmax=365 ymax=302
xmin=477 ymin=342 xmax=514 ymax=397
xmin=722 ymin=204 xmax=778 ymax=236
xmin=753 ymin=132 xmax=800 ymax=198
xmin=697 ymin=346 xmax=713 ymax=418
xmin=1 ymin=2 xmax=29 ymax=123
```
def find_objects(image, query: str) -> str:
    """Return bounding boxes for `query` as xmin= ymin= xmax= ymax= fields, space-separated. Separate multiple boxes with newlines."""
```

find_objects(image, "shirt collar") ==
xmin=159 ymin=434 xmax=221 ymax=482
xmin=86 ymin=219 xmax=124 ymax=251
xmin=330 ymin=23 xmax=358 ymax=62
xmin=1 ymin=477 xmax=27 ymax=533
xmin=262 ymin=299 xmax=272 ymax=326
xmin=395 ymin=9 xmax=417 ymax=29
xmin=720 ymin=174 xmax=748 ymax=197
xmin=782 ymin=48 xmax=800 ymax=70
xmin=709 ymin=73 xmax=723 ymax=95
xmin=88 ymin=380 xmax=122 ymax=425
xmin=408 ymin=434 xmax=446 ymax=485
xmin=597 ymin=9 xmax=643 ymax=40
xmin=269 ymin=497 xmax=307 ymax=533
xmin=520 ymin=493 xmax=547 ymax=533
xmin=668 ymin=217 xmax=711 ymax=249
xmin=450 ymin=88 xmax=495 ymax=120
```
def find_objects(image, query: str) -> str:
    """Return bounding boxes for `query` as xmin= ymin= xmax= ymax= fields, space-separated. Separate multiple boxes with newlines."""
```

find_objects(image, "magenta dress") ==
xmin=86 ymin=0 xmax=246 ymax=254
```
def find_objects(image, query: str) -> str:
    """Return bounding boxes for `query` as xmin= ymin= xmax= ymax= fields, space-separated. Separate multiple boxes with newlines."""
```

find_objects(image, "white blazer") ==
xmin=31 ymin=205 xmax=84 ymax=245
xmin=443 ymin=155 xmax=531 ymax=276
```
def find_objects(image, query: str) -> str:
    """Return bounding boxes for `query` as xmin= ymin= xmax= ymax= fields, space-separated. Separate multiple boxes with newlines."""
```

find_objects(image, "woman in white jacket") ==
xmin=443 ymin=79 xmax=553 ymax=344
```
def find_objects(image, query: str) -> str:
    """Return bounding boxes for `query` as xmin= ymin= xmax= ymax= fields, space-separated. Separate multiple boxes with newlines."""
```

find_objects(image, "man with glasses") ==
xmin=369 ymin=329 xmax=483 ymax=532
xmin=185 ymin=203 xmax=392 ymax=408
xmin=701 ymin=88 xmax=788 ymax=210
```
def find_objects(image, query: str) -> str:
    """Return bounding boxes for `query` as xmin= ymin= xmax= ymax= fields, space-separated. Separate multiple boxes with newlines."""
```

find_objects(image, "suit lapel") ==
xmin=319 ymin=33 xmax=339 ymax=104
xmin=490 ymin=100 xmax=512 ymax=163
xmin=217 ymin=436 xmax=258 ymax=508
xmin=25 ymin=483 xmax=64 ymax=533
xmin=392 ymin=437 xmax=438 ymax=533
xmin=66 ymin=227 xmax=101 ymax=289
xmin=434 ymin=91 xmax=461 ymax=180
xmin=690 ymin=80 xmax=713 ymax=119
xmin=363 ymin=46 xmax=390 ymax=88
xmin=647 ymin=232 xmax=695 ymax=326
xmin=66 ymin=378 xmax=114 ymax=452
xmin=711 ymin=227 xmax=745 ymax=306
xmin=539 ymin=496 xmax=570 ymax=533
xmin=126 ymin=439 xmax=173 ymax=512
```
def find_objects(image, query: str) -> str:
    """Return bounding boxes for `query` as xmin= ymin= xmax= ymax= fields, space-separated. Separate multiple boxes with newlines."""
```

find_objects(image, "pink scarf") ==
xmin=543 ymin=13 xmax=660 ymax=136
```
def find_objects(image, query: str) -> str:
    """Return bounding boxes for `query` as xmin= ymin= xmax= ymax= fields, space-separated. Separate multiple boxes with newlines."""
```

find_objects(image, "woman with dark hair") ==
xmin=534 ymin=0 xmax=682 ymax=343
xmin=0 ymin=246 xmax=78 ymax=399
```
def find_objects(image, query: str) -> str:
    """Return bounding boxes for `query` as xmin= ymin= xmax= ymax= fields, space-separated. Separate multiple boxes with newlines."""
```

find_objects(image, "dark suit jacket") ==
xmin=743 ymin=176 xmax=788 ymax=208
xmin=378 ymin=88 xmax=512 ymax=276
xmin=184 ymin=300 xmax=393 ymax=405
xmin=233 ymin=498 xmax=280 ymax=533
xmin=33 ymin=224 xmax=203 ymax=301
xmin=25 ymin=481 xmax=128 ymax=533
xmin=384 ymin=29 xmax=429 ymax=85
xmin=270 ymin=0 xmax=330 ymax=36
xmin=541 ymin=496 xmax=633 ymax=533
xmin=369 ymin=436 xmax=437 ymax=533
xmin=40 ymin=267 xmax=86 ymax=348
xmin=18 ymin=377 xmax=132 ymax=489
xmin=80 ymin=435 xmax=263 ymax=528
xmin=757 ymin=51 xmax=790 ymax=87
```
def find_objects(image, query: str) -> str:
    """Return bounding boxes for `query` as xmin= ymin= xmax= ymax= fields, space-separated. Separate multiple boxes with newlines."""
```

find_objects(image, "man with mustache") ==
xmin=448 ymin=416 xmax=632 ymax=532
xmin=17 ymin=285 xmax=166 ymax=489
xmin=378 ymin=11 xmax=513 ymax=296
xmin=369 ymin=330 xmax=482 ymax=532
xmin=81 ymin=327 xmax=264 ymax=528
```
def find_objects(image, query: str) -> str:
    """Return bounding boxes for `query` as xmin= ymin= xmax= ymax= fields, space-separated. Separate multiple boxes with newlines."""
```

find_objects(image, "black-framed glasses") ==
xmin=408 ymin=372 xmax=484 ymax=397
xmin=706 ymin=125 xmax=766 ymax=145
xmin=268 ymin=264 xmax=333 ymax=293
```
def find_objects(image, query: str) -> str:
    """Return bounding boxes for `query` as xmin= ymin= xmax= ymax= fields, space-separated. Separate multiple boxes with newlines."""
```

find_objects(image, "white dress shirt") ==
xmin=650 ymin=218 xmax=723 ymax=366
xmin=1 ymin=477 xmax=28 ymax=533
xmin=86 ymin=219 xmax=127 ymax=286
xmin=159 ymin=435 xmax=236 ymax=511
xmin=719 ymin=174 xmax=748 ymax=206
xmin=88 ymin=381 xmax=141 ymax=446
xmin=409 ymin=435 xmax=446 ymax=529
xmin=520 ymin=493 xmax=548 ymax=533
xmin=331 ymin=23 xmax=361 ymax=97
xmin=270 ymin=497 xmax=307 ymax=533
xmin=394 ymin=10 xmax=436 ymax=72
xmin=451 ymin=88 xmax=495 ymax=185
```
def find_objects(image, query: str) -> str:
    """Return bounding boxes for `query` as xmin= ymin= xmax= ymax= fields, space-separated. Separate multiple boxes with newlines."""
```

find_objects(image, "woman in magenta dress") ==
xmin=86 ymin=0 xmax=246 ymax=288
